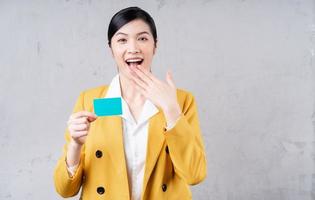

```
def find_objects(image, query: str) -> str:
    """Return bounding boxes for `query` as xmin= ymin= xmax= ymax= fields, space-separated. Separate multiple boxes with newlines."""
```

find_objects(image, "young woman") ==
xmin=54 ymin=7 xmax=207 ymax=200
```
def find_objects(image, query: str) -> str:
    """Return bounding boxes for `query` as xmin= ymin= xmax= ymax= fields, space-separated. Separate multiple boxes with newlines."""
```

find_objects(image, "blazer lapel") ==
xmin=142 ymin=109 xmax=166 ymax=196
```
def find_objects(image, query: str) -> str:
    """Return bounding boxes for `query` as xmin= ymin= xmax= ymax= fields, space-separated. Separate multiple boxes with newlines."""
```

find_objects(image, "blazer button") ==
xmin=97 ymin=186 xmax=105 ymax=195
xmin=162 ymin=184 xmax=167 ymax=192
xmin=95 ymin=150 xmax=103 ymax=158
xmin=165 ymin=146 xmax=169 ymax=154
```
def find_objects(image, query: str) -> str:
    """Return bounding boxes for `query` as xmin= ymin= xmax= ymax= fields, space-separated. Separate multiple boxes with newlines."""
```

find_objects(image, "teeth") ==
xmin=126 ymin=59 xmax=142 ymax=62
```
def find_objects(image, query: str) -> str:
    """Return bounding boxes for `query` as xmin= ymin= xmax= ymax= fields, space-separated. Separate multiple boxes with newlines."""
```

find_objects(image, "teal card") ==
xmin=93 ymin=97 xmax=122 ymax=116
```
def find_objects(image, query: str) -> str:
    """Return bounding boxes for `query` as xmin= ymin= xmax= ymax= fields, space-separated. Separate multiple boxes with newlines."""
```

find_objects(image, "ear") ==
xmin=153 ymin=40 xmax=158 ymax=55
xmin=109 ymin=47 xmax=114 ymax=57
xmin=106 ymin=41 xmax=113 ymax=57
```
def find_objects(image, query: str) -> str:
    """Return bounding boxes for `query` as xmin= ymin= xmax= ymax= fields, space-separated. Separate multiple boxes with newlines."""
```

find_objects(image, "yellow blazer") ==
xmin=54 ymin=85 xmax=207 ymax=199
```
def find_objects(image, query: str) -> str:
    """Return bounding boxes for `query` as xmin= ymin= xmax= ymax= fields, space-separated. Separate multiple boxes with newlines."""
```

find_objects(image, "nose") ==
xmin=127 ymin=39 xmax=140 ymax=54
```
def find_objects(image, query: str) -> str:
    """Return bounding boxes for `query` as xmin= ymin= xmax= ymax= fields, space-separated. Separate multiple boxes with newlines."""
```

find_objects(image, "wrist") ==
xmin=163 ymin=103 xmax=181 ymax=124
xmin=69 ymin=139 xmax=83 ymax=150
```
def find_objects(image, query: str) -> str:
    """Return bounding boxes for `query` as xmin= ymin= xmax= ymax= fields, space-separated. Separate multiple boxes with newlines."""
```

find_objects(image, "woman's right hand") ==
xmin=67 ymin=111 xmax=97 ymax=146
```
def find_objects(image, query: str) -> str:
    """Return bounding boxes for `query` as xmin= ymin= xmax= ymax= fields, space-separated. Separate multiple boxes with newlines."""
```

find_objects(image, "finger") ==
xmin=87 ymin=114 xmax=97 ymax=122
xmin=166 ymin=70 xmax=176 ymax=88
xmin=71 ymin=131 xmax=88 ymax=139
xmin=134 ymin=66 xmax=155 ymax=84
xmin=136 ymin=65 xmax=160 ymax=83
xmin=70 ymin=111 xmax=97 ymax=120
xmin=67 ymin=117 xmax=89 ymax=125
xmin=131 ymin=73 xmax=148 ymax=90
xmin=69 ymin=123 xmax=89 ymax=131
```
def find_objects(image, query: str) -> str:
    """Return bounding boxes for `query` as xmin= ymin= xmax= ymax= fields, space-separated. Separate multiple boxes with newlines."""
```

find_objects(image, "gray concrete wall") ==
xmin=0 ymin=0 xmax=314 ymax=199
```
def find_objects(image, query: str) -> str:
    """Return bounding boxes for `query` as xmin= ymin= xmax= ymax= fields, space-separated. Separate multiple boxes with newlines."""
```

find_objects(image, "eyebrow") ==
xmin=115 ymin=31 xmax=150 ymax=37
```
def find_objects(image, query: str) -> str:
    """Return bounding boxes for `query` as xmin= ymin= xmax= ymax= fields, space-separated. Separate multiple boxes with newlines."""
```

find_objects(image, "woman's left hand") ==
xmin=131 ymin=65 xmax=181 ymax=124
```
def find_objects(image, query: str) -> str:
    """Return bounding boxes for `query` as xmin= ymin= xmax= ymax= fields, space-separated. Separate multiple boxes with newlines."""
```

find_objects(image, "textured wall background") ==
xmin=0 ymin=0 xmax=314 ymax=199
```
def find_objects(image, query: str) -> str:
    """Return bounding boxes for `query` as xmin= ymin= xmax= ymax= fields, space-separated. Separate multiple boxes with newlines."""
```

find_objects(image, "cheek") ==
xmin=142 ymin=45 xmax=155 ymax=56
xmin=145 ymin=50 xmax=155 ymax=62
xmin=113 ymin=53 xmax=125 ymax=65
xmin=111 ymin=46 xmax=125 ymax=59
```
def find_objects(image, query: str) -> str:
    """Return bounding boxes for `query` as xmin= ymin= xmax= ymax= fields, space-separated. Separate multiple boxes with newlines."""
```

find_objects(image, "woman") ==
xmin=54 ymin=7 xmax=207 ymax=200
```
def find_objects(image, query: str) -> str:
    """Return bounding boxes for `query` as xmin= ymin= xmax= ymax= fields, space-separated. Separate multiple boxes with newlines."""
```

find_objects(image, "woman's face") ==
xmin=110 ymin=19 xmax=157 ymax=80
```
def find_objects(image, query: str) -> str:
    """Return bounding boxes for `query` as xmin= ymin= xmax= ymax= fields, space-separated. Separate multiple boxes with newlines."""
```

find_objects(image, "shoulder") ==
xmin=81 ymin=85 xmax=109 ymax=98
xmin=75 ymin=85 xmax=109 ymax=111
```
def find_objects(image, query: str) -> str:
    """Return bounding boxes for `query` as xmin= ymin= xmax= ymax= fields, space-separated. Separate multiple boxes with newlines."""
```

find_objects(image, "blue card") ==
xmin=93 ymin=97 xmax=122 ymax=116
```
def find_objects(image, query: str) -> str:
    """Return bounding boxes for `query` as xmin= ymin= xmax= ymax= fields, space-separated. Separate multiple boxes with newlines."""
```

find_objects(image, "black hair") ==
xmin=107 ymin=7 xmax=157 ymax=47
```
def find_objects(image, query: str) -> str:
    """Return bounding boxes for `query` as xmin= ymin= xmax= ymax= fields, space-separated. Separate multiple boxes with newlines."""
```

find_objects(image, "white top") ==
xmin=67 ymin=74 xmax=178 ymax=200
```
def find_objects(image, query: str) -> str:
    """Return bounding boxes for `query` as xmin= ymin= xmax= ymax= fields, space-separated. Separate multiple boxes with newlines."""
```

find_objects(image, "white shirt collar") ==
xmin=104 ymin=74 xmax=159 ymax=125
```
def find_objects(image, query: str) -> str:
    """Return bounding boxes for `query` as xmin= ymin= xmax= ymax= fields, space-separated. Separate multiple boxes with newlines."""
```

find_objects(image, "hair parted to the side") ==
xmin=107 ymin=7 xmax=157 ymax=47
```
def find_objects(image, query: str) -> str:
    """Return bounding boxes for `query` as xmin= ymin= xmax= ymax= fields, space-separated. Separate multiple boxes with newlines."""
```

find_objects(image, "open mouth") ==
xmin=125 ymin=58 xmax=144 ymax=66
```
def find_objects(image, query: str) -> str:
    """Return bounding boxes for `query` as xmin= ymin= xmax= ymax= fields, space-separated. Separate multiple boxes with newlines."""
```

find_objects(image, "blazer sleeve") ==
xmin=53 ymin=92 xmax=86 ymax=197
xmin=164 ymin=92 xmax=207 ymax=185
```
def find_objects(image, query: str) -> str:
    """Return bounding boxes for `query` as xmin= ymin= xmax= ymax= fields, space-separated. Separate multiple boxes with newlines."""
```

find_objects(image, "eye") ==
xmin=138 ymin=37 xmax=148 ymax=41
xmin=117 ymin=38 xmax=127 ymax=43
